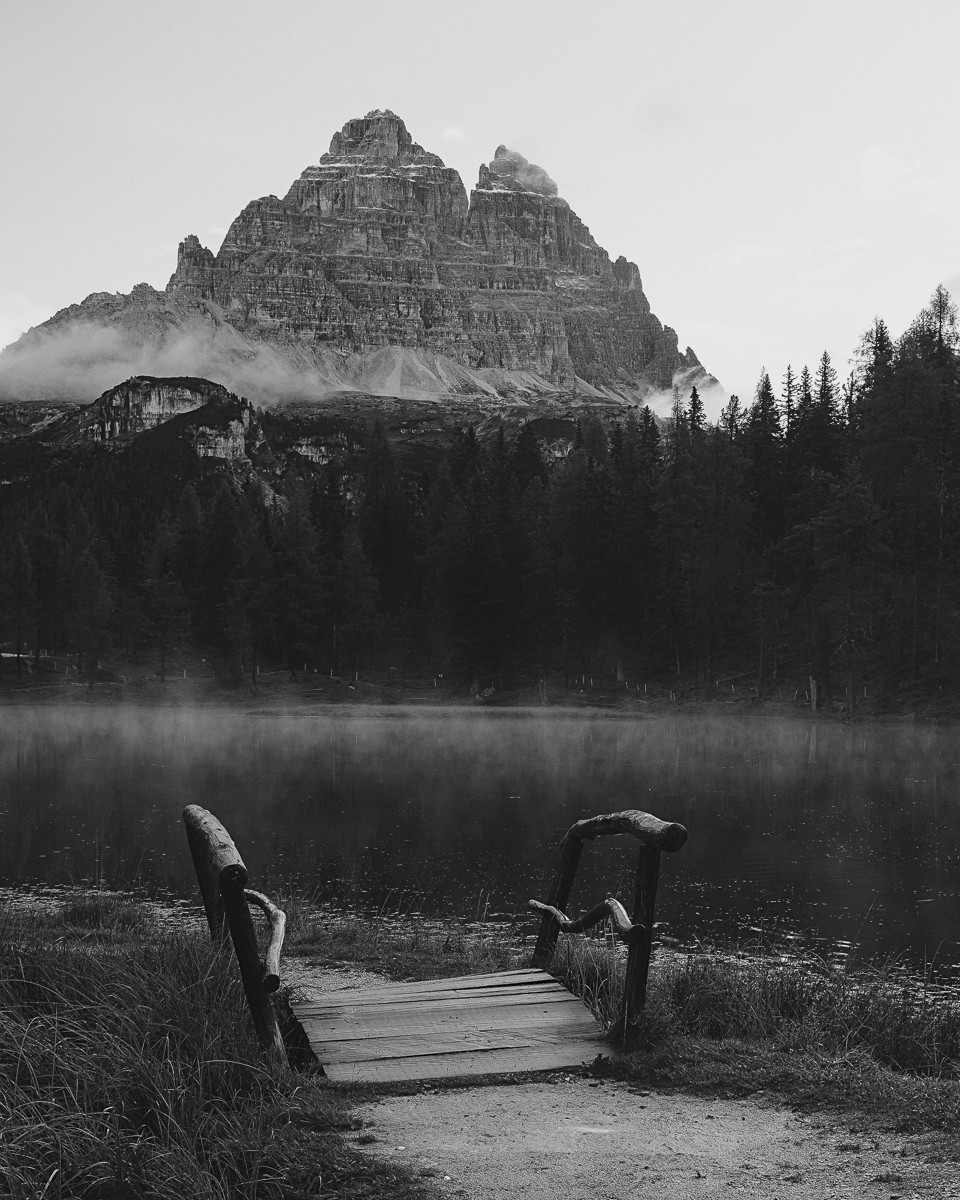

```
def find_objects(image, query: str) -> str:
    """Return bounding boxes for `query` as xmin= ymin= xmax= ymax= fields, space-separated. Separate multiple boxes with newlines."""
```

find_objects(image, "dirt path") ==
xmin=295 ymin=964 xmax=959 ymax=1199
xmin=350 ymin=1079 xmax=958 ymax=1199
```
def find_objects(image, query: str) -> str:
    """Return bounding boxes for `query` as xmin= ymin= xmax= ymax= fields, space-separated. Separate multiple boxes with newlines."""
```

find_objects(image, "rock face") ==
xmin=78 ymin=375 xmax=259 ymax=464
xmin=82 ymin=376 xmax=217 ymax=443
xmin=2 ymin=109 xmax=714 ymax=405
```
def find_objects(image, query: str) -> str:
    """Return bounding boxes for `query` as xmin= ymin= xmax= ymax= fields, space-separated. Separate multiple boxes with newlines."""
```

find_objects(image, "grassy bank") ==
xmin=4 ymin=894 xmax=958 ymax=1198
xmin=0 ymin=896 xmax=431 ymax=1200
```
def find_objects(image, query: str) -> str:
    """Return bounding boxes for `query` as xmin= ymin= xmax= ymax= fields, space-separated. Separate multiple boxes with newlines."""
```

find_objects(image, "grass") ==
xmin=284 ymin=899 xmax=528 ymax=982
xmin=549 ymin=933 xmax=960 ymax=1133
xmin=0 ymin=901 xmax=436 ymax=1200
xmin=4 ymin=890 xmax=959 ymax=1197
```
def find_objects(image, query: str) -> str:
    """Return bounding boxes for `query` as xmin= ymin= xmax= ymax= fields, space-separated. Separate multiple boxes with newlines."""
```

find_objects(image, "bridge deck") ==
xmin=292 ymin=967 xmax=604 ymax=1083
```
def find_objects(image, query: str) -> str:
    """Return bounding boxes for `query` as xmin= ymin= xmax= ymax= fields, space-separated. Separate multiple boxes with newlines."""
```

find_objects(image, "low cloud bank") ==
xmin=0 ymin=317 xmax=729 ymax=419
xmin=643 ymin=375 xmax=729 ymax=422
xmin=0 ymin=320 xmax=335 ymax=405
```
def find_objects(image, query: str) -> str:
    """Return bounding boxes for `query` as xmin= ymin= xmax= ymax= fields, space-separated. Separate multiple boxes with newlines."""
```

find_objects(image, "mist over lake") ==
xmin=2 ymin=707 xmax=958 ymax=975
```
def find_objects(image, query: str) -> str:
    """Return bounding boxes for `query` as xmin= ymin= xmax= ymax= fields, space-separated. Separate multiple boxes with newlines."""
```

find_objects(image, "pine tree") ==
xmin=781 ymin=365 xmax=797 ymax=435
xmin=687 ymin=386 xmax=705 ymax=437
xmin=144 ymin=517 xmax=189 ymax=682
xmin=0 ymin=532 xmax=34 ymax=679
xmin=512 ymin=423 xmax=547 ymax=493
xmin=743 ymin=371 xmax=784 ymax=548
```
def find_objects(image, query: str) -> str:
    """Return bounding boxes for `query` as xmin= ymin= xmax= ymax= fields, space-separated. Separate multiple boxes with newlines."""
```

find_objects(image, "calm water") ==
xmin=2 ymin=706 xmax=959 ymax=974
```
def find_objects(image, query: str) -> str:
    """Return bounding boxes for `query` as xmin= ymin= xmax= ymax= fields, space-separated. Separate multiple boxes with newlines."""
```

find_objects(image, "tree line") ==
xmin=0 ymin=287 xmax=957 ymax=704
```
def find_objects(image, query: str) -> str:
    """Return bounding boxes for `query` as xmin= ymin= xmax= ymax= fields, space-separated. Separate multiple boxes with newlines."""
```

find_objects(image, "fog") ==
xmin=0 ymin=318 xmax=337 ymax=405
xmin=0 ymin=315 xmax=730 ymax=418
xmin=2 ymin=706 xmax=958 ymax=976
xmin=644 ymin=375 xmax=729 ymax=421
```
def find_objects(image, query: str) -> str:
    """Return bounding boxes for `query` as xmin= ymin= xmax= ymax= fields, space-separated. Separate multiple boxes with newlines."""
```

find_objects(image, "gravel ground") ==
xmin=351 ymin=1079 xmax=959 ymax=1200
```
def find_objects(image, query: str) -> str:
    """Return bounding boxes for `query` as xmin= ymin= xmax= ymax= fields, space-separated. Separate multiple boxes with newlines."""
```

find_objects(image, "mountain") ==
xmin=0 ymin=109 xmax=718 ymax=409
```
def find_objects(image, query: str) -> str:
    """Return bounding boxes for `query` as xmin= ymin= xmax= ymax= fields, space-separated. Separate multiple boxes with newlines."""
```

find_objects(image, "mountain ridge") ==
xmin=0 ymin=109 xmax=718 ymax=409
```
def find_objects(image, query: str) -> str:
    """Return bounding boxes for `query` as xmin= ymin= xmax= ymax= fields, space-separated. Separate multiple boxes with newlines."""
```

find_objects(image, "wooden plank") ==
xmin=296 ymin=976 xmax=566 ymax=1007
xmin=307 ymin=968 xmax=547 ymax=995
xmin=301 ymin=1002 xmax=596 ymax=1044
xmin=378 ymin=968 xmax=547 ymax=987
xmin=322 ymin=1039 xmax=605 ymax=1083
xmin=360 ymin=968 xmax=546 ymax=991
xmin=297 ymin=969 xmax=556 ymax=1005
xmin=295 ymin=989 xmax=576 ymax=1023
xmin=318 ymin=1025 xmax=599 ymax=1064
xmin=295 ymin=966 xmax=604 ymax=1084
xmin=294 ymin=982 xmax=566 ymax=1015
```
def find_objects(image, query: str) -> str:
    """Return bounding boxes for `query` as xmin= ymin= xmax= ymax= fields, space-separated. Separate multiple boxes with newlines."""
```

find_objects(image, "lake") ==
xmin=1 ymin=706 xmax=958 ymax=975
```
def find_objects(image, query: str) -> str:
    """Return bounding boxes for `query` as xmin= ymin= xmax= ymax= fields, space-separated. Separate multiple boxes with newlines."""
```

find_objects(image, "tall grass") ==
xmin=281 ymin=893 xmax=529 ymax=981
xmin=0 ymin=904 xmax=429 ymax=1200
xmin=552 ymin=934 xmax=960 ymax=1077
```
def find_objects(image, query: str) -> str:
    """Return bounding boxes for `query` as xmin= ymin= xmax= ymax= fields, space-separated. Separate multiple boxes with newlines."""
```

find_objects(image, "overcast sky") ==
xmin=1 ymin=0 xmax=958 ymax=408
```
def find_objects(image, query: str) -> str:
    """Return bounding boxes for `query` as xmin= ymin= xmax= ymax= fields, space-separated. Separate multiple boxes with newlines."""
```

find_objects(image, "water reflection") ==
xmin=1 ymin=707 xmax=958 ymax=975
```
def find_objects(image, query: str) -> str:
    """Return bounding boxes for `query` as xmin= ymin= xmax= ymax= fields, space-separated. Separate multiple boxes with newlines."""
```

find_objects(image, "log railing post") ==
xmin=182 ymin=805 xmax=288 ymax=1069
xmin=616 ymin=844 xmax=661 ymax=1046
xmin=184 ymin=811 xmax=236 ymax=944
xmin=532 ymin=836 xmax=583 ymax=967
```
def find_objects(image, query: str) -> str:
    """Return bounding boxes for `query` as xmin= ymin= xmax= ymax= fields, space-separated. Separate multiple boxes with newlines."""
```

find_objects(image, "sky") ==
xmin=1 ymin=0 xmax=958 ymax=409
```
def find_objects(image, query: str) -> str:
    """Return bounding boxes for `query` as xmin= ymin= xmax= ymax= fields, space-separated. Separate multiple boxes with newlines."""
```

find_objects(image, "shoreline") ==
xmin=2 ymin=673 xmax=958 ymax=723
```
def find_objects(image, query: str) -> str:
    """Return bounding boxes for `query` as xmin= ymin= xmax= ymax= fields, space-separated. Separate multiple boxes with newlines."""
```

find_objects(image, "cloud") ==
xmin=441 ymin=126 xmax=466 ymax=141
xmin=641 ymin=372 xmax=729 ymax=421
xmin=0 ymin=319 xmax=336 ymax=406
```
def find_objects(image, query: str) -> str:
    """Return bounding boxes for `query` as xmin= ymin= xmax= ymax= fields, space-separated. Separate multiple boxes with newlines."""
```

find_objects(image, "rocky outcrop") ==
xmin=81 ymin=376 xmax=218 ymax=443
xmin=2 ymin=109 xmax=717 ymax=405
xmin=76 ymin=375 xmax=260 ymax=465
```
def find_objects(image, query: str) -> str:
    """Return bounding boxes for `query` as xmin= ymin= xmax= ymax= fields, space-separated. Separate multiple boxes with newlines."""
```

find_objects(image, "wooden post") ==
xmin=183 ymin=804 xmax=244 ymax=944
xmin=182 ymin=805 xmax=288 ymax=1068
xmin=618 ymin=845 xmax=661 ymax=1047
xmin=532 ymin=836 xmax=583 ymax=967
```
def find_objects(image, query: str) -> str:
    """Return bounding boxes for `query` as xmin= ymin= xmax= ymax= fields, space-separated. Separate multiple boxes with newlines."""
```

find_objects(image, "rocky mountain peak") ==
xmin=1 ymin=107 xmax=718 ymax=406
xmin=326 ymin=108 xmax=434 ymax=164
xmin=478 ymin=146 xmax=559 ymax=196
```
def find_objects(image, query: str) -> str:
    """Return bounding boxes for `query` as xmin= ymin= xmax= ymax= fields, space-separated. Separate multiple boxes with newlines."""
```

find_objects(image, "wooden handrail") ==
xmin=182 ymin=805 xmax=287 ymax=1068
xmin=531 ymin=808 xmax=688 ymax=1048
xmin=244 ymin=889 xmax=286 ymax=993
xmin=562 ymin=809 xmax=687 ymax=853
xmin=183 ymin=804 xmax=247 ymax=942
xmin=529 ymin=897 xmax=640 ymax=939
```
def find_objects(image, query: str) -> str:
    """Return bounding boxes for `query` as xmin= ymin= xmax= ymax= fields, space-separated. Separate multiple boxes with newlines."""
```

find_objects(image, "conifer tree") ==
xmin=781 ymin=365 xmax=796 ymax=435
xmin=743 ymin=371 xmax=784 ymax=548
xmin=144 ymin=517 xmax=189 ymax=682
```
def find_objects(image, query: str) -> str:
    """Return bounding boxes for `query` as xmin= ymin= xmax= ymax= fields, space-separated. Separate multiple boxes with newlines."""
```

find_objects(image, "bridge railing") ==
xmin=529 ymin=809 xmax=688 ymax=1046
xmin=182 ymin=804 xmax=288 ymax=1068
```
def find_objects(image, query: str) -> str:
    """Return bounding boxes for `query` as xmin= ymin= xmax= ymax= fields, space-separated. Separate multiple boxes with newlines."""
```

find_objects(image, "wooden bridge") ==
xmin=294 ymin=967 xmax=602 ymax=1083
xmin=183 ymin=804 xmax=688 ymax=1083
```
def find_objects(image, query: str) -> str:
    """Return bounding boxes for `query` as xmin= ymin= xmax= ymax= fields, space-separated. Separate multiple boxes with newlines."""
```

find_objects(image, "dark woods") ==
xmin=1 ymin=287 xmax=958 ymax=704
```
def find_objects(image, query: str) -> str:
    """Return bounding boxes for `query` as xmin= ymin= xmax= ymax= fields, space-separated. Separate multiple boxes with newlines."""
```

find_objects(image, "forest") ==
xmin=0 ymin=286 xmax=958 ymax=708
